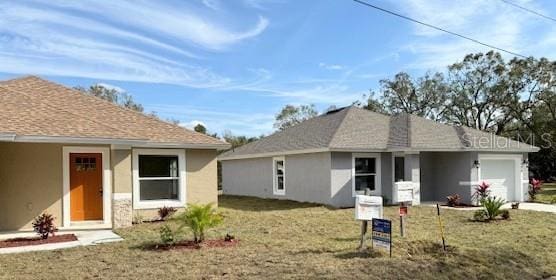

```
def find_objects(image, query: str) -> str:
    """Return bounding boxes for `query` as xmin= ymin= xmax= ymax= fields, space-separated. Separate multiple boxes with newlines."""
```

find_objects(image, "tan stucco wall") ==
xmin=186 ymin=149 xmax=218 ymax=206
xmin=0 ymin=143 xmax=63 ymax=231
xmin=0 ymin=144 xmax=218 ymax=230
xmin=131 ymin=149 xmax=218 ymax=221
xmin=111 ymin=149 xmax=132 ymax=194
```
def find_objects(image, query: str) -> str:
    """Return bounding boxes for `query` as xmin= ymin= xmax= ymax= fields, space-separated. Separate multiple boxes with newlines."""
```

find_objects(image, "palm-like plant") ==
xmin=175 ymin=203 xmax=223 ymax=243
xmin=481 ymin=196 xmax=506 ymax=220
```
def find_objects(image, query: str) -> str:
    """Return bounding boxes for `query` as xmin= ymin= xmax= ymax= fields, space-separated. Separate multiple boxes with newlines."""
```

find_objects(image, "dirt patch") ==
xmin=147 ymin=239 xmax=239 ymax=251
xmin=0 ymin=234 xmax=77 ymax=248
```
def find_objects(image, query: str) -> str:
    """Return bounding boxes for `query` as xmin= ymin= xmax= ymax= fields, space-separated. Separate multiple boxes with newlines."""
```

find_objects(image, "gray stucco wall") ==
xmin=221 ymin=157 xmax=273 ymax=198
xmin=221 ymin=152 xmax=332 ymax=204
xmin=329 ymin=152 xmax=393 ymax=207
xmin=381 ymin=153 xmax=393 ymax=204
xmin=420 ymin=152 xmax=477 ymax=203
xmin=330 ymin=152 xmax=353 ymax=208
xmin=284 ymin=153 xmax=331 ymax=204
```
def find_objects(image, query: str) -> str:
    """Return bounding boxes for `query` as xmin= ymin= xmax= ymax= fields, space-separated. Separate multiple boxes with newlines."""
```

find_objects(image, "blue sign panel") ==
xmin=371 ymin=218 xmax=392 ymax=256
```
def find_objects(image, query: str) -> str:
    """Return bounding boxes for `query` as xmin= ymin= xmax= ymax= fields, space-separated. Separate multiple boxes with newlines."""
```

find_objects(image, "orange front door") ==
xmin=70 ymin=153 xmax=103 ymax=221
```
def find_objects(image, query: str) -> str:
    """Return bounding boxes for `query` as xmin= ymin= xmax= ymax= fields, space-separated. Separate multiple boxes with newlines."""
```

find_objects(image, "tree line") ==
xmin=76 ymin=51 xmax=555 ymax=180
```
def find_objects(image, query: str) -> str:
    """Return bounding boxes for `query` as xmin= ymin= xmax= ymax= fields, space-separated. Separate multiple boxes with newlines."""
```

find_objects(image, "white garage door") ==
xmin=480 ymin=159 xmax=516 ymax=202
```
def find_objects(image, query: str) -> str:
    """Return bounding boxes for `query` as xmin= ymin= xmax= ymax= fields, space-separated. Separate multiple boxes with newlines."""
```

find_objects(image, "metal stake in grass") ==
xmin=436 ymin=204 xmax=447 ymax=252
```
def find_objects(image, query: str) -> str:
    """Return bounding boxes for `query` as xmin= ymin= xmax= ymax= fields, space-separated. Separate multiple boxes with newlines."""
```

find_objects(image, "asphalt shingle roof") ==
xmin=220 ymin=106 xmax=538 ymax=159
xmin=0 ymin=76 xmax=229 ymax=148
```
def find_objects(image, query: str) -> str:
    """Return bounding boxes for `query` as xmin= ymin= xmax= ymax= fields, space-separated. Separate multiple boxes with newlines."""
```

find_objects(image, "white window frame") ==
xmin=132 ymin=148 xmax=186 ymax=209
xmin=352 ymin=153 xmax=381 ymax=197
xmin=273 ymin=156 xmax=286 ymax=195
xmin=62 ymin=146 xmax=112 ymax=228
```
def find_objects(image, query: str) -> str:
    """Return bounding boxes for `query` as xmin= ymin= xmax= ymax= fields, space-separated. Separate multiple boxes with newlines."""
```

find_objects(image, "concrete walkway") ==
xmin=0 ymin=230 xmax=123 ymax=254
xmin=421 ymin=201 xmax=556 ymax=213
xmin=502 ymin=202 xmax=556 ymax=213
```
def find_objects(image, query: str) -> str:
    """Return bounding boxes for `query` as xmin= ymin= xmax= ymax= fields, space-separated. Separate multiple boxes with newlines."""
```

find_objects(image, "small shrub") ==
xmin=500 ymin=209 xmax=510 ymax=220
xmin=158 ymin=206 xmax=177 ymax=221
xmin=133 ymin=213 xmax=144 ymax=224
xmin=473 ymin=209 xmax=488 ymax=222
xmin=175 ymin=203 xmax=223 ymax=243
xmin=472 ymin=181 xmax=491 ymax=204
xmin=446 ymin=194 xmax=461 ymax=207
xmin=159 ymin=225 xmax=175 ymax=245
xmin=32 ymin=213 xmax=57 ymax=239
xmin=481 ymin=196 xmax=506 ymax=220
xmin=224 ymin=233 xmax=235 ymax=242
xmin=528 ymin=178 xmax=542 ymax=201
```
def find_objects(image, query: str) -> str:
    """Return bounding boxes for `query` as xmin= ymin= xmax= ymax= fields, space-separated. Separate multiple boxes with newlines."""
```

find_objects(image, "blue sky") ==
xmin=1 ymin=0 xmax=556 ymax=136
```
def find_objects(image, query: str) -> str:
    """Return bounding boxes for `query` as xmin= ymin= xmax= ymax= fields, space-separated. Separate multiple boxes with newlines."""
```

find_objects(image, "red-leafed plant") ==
xmin=446 ymin=194 xmax=461 ymax=207
xmin=528 ymin=178 xmax=542 ymax=201
xmin=472 ymin=181 xmax=491 ymax=204
xmin=158 ymin=206 xmax=178 ymax=221
xmin=32 ymin=213 xmax=57 ymax=239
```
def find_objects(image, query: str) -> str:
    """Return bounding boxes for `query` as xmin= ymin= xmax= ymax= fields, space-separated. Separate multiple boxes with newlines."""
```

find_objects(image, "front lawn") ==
xmin=537 ymin=182 xmax=556 ymax=204
xmin=1 ymin=195 xmax=556 ymax=279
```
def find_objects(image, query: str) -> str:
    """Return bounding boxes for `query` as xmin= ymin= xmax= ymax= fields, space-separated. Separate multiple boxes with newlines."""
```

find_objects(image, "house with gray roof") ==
xmin=219 ymin=106 xmax=538 ymax=207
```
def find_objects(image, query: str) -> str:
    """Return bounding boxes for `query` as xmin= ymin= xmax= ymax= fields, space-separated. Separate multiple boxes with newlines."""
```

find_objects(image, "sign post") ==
xmin=355 ymin=194 xmax=383 ymax=250
xmin=436 ymin=204 xmax=447 ymax=252
xmin=371 ymin=218 xmax=392 ymax=257
xmin=399 ymin=202 xmax=408 ymax=237
xmin=394 ymin=182 xmax=413 ymax=238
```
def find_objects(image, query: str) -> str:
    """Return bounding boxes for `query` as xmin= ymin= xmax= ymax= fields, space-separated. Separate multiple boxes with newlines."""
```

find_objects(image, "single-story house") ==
xmin=219 ymin=106 xmax=539 ymax=207
xmin=0 ymin=76 xmax=230 ymax=231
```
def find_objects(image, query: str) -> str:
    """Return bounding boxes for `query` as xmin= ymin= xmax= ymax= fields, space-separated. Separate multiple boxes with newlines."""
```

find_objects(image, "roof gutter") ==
xmin=0 ymin=133 xmax=16 ymax=142
xmin=219 ymin=146 xmax=539 ymax=160
xmin=0 ymin=134 xmax=230 ymax=150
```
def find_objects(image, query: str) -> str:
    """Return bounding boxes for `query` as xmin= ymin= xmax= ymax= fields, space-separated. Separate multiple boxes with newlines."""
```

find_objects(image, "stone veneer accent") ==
xmin=112 ymin=194 xmax=132 ymax=228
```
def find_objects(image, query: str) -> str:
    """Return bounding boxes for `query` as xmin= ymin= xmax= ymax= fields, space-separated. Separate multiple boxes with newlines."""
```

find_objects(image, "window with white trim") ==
xmin=138 ymin=155 xmax=179 ymax=200
xmin=273 ymin=157 xmax=285 ymax=195
xmin=132 ymin=149 xmax=186 ymax=209
xmin=354 ymin=157 xmax=376 ymax=193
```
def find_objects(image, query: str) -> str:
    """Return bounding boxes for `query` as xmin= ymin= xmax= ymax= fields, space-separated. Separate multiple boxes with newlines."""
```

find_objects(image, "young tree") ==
xmin=274 ymin=104 xmax=318 ymax=131
xmin=75 ymin=84 xmax=144 ymax=112
xmin=194 ymin=124 xmax=207 ymax=134
xmin=222 ymin=130 xmax=260 ymax=149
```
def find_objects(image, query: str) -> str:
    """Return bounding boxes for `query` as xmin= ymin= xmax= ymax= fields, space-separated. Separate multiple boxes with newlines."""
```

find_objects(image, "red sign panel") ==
xmin=399 ymin=206 xmax=408 ymax=216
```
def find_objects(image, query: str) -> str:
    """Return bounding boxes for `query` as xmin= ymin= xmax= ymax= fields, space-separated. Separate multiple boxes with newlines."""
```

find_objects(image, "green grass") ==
xmin=537 ymin=183 xmax=556 ymax=204
xmin=1 ymin=195 xmax=556 ymax=279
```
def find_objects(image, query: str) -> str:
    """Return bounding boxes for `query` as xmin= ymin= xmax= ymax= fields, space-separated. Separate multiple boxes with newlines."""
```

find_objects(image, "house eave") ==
xmin=0 ymin=134 xmax=230 ymax=150
xmin=219 ymin=146 xmax=539 ymax=160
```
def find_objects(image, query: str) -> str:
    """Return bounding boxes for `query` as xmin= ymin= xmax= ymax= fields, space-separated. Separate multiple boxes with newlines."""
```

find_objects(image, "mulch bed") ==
xmin=148 ymin=239 xmax=239 ymax=251
xmin=0 ymin=234 xmax=78 ymax=248
xmin=442 ymin=203 xmax=478 ymax=208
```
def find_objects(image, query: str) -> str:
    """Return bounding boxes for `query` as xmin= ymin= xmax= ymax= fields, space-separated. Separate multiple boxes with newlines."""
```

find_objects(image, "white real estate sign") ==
xmin=355 ymin=195 xmax=383 ymax=221
xmin=393 ymin=182 xmax=414 ymax=204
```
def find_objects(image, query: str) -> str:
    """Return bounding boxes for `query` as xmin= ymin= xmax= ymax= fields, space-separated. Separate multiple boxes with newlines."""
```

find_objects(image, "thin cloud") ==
xmin=149 ymin=104 xmax=276 ymax=136
xmin=389 ymin=0 xmax=556 ymax=69
xmin=319 ymin=62 xmax=345 ymax=71
xmin=0 ymin=1 xmax=268 ymax=87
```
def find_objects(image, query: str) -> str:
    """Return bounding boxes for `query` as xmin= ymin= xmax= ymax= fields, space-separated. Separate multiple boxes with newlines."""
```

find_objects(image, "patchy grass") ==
xmin=537 ymin=182 xmax=556 ymax=204
xmin=1 ymin=195 xmax=556 ymax=279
